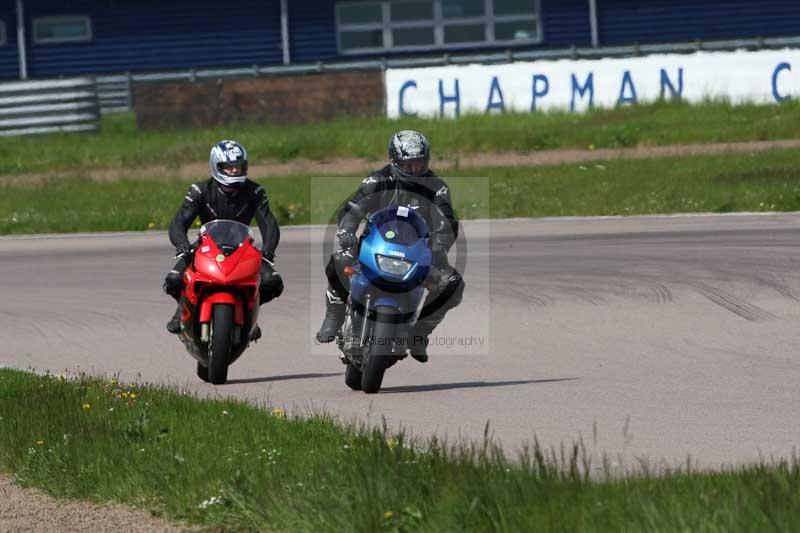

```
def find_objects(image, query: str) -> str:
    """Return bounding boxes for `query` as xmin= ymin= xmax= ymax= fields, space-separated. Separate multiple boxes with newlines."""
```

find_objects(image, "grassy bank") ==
xmin=1 ymin=368 xmax=798 ymax=531
xmin=2 ymin=149 xmax=800 ymax=235
xmin=3 ymin=100 xmax=800 ymax=176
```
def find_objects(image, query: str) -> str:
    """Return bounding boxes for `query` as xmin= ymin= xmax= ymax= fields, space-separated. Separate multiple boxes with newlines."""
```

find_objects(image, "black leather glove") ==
xmin=336 ymin=229 xmax=358 ymax=252
xmin=175 ymin=243 xmax=192 ymax=258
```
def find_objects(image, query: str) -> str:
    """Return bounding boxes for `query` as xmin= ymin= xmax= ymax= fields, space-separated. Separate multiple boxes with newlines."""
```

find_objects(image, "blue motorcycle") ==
xmin=338 ymin=205 xmax=434 ymax=393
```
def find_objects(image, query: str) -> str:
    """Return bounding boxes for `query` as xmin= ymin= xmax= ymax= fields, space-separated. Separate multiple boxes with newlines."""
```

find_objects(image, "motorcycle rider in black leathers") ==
xmin=315 ymin=130 xmax=465 ymax=363
xmin=163 ymin=140 xmax=284 ymax=335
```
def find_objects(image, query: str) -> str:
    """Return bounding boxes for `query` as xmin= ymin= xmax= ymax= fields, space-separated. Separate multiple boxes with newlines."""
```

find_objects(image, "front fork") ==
xmin=339 ymin=295 xmax=370 ymax=359
xmin=341 ymin=286 xmax=426 ymax=363
xmin=342 ymin=299 xmax=417 ymax=362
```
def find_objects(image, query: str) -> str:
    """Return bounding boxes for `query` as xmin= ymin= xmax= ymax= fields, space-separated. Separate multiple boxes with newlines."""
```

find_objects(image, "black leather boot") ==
xmin=315 ymin=292 xmax=346 ymax=343
xmin=166 ymin=305 xmax=182 ymax=334
xmin=409 ymin=321 xmax=436 ymax=363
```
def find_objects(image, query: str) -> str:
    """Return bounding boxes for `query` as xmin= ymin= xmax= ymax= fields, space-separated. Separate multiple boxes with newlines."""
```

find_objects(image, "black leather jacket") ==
xmin=338 ymin=165 xmax=459 ymax=254
xmin=168 ymin=178 xmax=280 ymax=260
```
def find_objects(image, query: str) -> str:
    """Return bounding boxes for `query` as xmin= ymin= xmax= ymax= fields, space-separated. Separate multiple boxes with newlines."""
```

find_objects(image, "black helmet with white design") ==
xmin=210 ymin=140 xmax=248 ymax=187
xmin=388 ymin=130 xmax=430 ymax=178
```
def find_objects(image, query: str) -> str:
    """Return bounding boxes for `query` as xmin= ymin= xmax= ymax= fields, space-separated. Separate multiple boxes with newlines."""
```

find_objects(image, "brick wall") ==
xmin=134 ymin=70 xmax=385 ymax=129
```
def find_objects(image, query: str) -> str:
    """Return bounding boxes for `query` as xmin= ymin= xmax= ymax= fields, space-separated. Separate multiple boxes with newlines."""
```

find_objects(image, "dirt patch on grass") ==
xmin=5 ymin=139 xmax=800 ymax=184
xmin=0 ymin=475 xmax=187 ymax=532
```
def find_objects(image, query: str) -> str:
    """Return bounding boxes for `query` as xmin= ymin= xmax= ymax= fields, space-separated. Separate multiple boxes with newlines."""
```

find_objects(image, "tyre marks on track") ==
xmin=687 ymin=281 xmax=777 ymax=322
xmin=752 ymin=273 xmax=800 ymax=303
xmin=490 ymin=271 xmax=786 ymax=323
xmin=646 ymin=282 xmax=674 ymax=305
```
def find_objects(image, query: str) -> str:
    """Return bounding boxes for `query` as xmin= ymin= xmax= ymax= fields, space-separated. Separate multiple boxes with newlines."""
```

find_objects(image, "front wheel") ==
xmin=361 ymin=306 xmax=399 ymax=394
xmin=344 ymin=364 xmax=362 ymax=391
xmin=208 ymin=304 xmax=235 ymax=385
xmin=197 ymin=362 xmax=210 ymax=383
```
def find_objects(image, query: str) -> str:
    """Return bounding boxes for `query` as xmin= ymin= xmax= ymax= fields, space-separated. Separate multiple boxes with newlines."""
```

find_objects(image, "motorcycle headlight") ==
xmin=376 ymin=255 xmax=414 ymax=276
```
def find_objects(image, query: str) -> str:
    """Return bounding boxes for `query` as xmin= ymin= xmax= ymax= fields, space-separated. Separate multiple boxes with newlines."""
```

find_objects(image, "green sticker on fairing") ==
xmin=385 ymin=230 xmax=396 ymax=239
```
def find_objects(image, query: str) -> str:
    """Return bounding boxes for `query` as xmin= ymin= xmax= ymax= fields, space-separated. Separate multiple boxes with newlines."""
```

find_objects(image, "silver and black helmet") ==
xmin=209 ymin=140 xmax=248 ymax=187
xmin=388 ymin=130 xmax=430 ymax=178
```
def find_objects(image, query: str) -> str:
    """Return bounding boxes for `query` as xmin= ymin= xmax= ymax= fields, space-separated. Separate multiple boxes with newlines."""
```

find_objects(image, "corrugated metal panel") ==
xmin=289 ymin=0 xmax=339 ymax=63
xmin=26 ymin=0 xmax=283 ymax=77
xmin=599 ymin=0 xmax=800 ymax=45
xmin=0 ymin=6 xmax=19 ymax=80
xmin=0 ymin=48 xmax=19 ymax=80
xmin=289 ymin=0 xmax=591 ymax=63
xmin=8 ymin=0 xmax=800 ymax=78
xmin=541 ymin=0 xmax=592 ymax=48
xmin=0 ymin=78 xmax=100 ymax=136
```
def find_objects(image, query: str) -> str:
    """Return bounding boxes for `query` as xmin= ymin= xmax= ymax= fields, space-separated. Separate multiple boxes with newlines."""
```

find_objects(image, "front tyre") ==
xmin=361 ymin=306 xmax=398 ymax=394
xmin=197 ymin=362 xmax=210 ymax=383
xmin=208 ymin=304 xmax=235 ymax=385
xmin=345 ymin=364 xmax=362 ymax=391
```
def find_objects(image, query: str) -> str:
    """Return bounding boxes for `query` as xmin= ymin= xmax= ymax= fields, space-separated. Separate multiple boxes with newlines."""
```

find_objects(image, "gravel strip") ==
xmin=0 ymin=476 xmax=187 ymax=532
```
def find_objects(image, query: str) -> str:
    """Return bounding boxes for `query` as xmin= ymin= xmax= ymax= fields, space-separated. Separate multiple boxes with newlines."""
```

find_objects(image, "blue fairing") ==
xmin=350 ymin=206 xmax=432 ymax=314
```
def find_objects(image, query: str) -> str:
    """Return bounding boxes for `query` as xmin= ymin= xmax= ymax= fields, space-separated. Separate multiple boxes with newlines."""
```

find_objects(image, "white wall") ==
xmin=385 ymin=49 xmax=800 ymax=118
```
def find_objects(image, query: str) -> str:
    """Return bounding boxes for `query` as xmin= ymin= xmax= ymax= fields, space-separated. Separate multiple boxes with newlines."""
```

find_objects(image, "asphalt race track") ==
xmin=2 ymin=214 xmax=799 ymax=470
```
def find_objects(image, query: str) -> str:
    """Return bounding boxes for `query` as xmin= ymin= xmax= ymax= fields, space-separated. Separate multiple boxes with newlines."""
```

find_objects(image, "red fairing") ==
xmin=193 ymin=242 xmax=261 ymax=286
xmin=183 ymin=231 xmax=261 ymax=326
xmin=199 ymin=292 xmax=244 ymax=324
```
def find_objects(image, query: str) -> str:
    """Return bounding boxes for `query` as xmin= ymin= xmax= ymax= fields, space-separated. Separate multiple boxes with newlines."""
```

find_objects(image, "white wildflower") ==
xmin=198 ymin=496 xmax=224 ymax=509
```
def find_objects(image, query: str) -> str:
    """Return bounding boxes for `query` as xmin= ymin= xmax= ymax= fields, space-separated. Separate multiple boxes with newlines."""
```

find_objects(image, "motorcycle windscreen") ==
xmin=200 ymin=219 xmax=254 ymax=256
xmin=370 ymin=206 xmax=429 ymax=246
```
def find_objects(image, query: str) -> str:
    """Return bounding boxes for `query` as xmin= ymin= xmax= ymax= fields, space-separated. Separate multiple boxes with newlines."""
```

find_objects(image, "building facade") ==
xmin=1 ymin=0 xmax=799 ymax=80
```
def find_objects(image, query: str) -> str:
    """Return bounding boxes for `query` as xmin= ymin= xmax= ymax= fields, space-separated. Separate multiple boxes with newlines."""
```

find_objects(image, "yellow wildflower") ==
xmin=272 ymin=407 xmax=285 ymax=419
xmin=82 ymin=403 xmax=91 ymax=410
xmin=36 ymin=440 xmax=44 ymax=446
xmin=384 ymin=511 xmax=394 ymax=519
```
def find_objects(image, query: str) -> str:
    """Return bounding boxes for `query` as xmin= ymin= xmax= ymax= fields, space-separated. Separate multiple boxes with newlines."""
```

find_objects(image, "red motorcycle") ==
xmin=178 ymin=220 xmax=262 ymax=384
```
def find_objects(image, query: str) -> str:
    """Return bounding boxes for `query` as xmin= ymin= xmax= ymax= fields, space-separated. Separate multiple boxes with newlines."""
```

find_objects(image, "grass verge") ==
xmin=3 ymin=149 xmax=800 ymax=235
xmin=1 ymin=368 xmax=799 ymax=531
xmin=3 ymin=100 xmax=800 ymax=176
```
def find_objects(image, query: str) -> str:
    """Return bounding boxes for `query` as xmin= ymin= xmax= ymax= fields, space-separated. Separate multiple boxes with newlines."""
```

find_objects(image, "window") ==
xmin=337 ymin=0 xmax=541 ymax=53
xmin=0 ymin=21 xmax=6 ymax=47
xmin=442 ymin=0 xmax=484 ymax=18
xmin=33 ymin=16 xmax=92 ymax=44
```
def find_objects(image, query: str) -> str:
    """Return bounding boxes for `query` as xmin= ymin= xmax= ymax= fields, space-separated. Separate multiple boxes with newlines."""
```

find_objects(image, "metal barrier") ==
xmin=0 ymin=78 xmax=100 ymax=136
xmin=94 ymin=34 xmax=800 ymax=115
xmin=95 ymin=74 xmax=133 ymax=114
